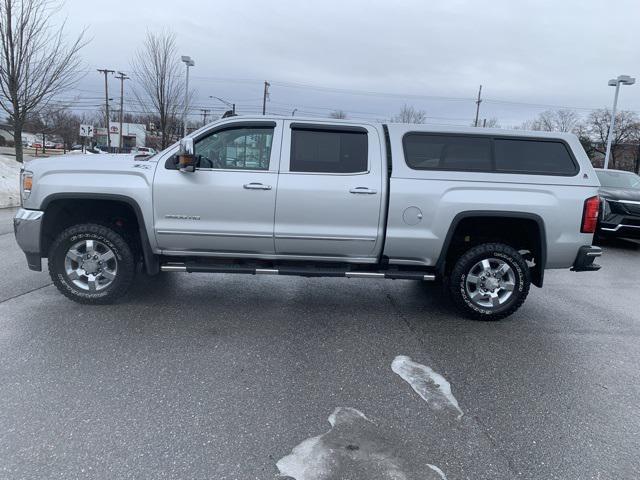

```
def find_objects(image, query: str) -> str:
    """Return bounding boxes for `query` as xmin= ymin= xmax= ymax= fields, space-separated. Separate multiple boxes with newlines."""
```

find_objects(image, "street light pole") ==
xmin=604 ymin=75 xmax=635 ymax=170
xmin=181 ymin=56 xmax=195 ymax=137
xmin=209 ymin=96 xmax=236 ymax=116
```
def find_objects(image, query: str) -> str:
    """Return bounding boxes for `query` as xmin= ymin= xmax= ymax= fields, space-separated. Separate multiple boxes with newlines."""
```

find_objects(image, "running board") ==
xmin=160 ymin=262 xmax=436 ymax=281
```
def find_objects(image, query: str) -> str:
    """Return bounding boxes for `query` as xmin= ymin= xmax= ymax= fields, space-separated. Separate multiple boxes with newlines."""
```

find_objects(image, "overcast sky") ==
xmin=60 ymin=0 xmax=640 ymax=127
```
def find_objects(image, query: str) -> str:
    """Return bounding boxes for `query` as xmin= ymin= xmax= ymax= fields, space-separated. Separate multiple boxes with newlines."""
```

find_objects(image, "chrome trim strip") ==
xmin=275 ymin=234 xmax=377 ymax=242
xmin=161 ymin=264 xmax=187 ymax=272
xmin=423 ymin=274 xmax=436 ymax=281
xmin=157 ymin=230 xmax=272 ymax=238
xmin=601 ymin=224 xmax=640 ymax=232
xmin=388 ymin=258 xmax=430 ymax=266
xmin=609 ymin=199 xmax=640 ymax=206
xmin=345 ymin=272 xmax=385 ymax=278
xmin=586 ymin=251 xmax=602 ymax=257
xmin=255 ymin=268 xmax=279 ymax=275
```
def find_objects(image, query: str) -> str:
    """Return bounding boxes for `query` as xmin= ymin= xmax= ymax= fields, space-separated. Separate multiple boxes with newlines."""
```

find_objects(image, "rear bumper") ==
xmin=13 ymin=208 xmax=44 ymax=271
xmin=570 ymin=245 xmax=602 ymax=272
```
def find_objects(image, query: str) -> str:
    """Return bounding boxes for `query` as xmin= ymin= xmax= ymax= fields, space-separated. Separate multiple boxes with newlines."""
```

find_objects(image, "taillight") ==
xmin=581 ymin=196 xmax=600 ymax=233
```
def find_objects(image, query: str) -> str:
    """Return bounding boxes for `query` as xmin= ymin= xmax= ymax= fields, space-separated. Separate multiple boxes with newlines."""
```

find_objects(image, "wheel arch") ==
xmin=40 ymin=193 xmax=159 ymax=275
xmin=436 ymin=211 xmax=547 ymax=287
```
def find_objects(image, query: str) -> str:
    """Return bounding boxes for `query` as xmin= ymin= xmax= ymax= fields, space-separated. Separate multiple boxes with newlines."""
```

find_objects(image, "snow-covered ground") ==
xmin=0 ymin=155 xmax=21 ymax=208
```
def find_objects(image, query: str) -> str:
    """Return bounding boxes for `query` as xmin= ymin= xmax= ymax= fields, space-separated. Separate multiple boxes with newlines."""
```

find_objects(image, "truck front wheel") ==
xmin=449 ymin=243 xmax=530 ymax=320
xmin=48 ymin=223 xmax=135 ymax=304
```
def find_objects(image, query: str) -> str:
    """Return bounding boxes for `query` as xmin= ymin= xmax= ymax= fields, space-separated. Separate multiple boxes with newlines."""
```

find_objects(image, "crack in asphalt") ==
xmin=0 ymin=282 xmax=53 ymax=305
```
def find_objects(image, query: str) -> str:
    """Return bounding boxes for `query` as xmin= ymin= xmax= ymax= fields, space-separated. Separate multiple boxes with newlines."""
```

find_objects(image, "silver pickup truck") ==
xmin=14 ymin=117 xmax=602 ymax=320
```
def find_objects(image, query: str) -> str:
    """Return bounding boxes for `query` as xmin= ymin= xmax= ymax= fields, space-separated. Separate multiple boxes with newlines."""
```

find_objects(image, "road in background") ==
xmin=0 ymin=214 xmax=638 ymax=479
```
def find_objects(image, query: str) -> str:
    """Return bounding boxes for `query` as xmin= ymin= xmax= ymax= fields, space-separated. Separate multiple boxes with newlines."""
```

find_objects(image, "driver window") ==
xmin=195 ymin=126 xmax=274 ymax=170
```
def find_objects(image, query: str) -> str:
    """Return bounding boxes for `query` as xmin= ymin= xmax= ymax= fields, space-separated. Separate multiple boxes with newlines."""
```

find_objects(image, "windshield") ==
xmin=596 ymin=170 xmax=640 ymax=189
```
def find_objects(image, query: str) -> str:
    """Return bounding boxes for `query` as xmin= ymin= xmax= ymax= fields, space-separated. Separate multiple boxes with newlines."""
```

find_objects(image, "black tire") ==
xmin=48 ymin=223 xmax=135 ymax=304
xmin=448 ymin=242 xmax=530 ymax=321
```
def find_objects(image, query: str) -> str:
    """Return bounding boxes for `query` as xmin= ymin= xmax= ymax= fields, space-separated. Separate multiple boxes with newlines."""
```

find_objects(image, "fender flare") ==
xmin=435 ymin=210 xmax=547 ymax=287
xmin=40 ymin=193 xmax=160 ymax=275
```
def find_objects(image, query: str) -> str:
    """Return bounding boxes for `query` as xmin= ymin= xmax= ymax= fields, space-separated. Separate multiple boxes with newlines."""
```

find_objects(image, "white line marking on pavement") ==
xmin=392 ymin=355 xmax=463 ymax=420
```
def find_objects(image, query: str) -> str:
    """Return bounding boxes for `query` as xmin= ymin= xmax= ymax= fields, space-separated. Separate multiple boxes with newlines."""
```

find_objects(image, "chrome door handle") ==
xmin=243 ymin=183 xmax=272 ymax=190
xmin=349 ymin=187 xmax=377 ymax=195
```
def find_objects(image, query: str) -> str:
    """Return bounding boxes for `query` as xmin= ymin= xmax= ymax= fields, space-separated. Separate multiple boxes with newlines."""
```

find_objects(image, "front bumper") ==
xmin=570 ymin=245 xmax=602 ymax=272
xmin=599 ymin=223 xmax=640 ymax=239
xmin=13 ymin=208 xmax=44 ymax=271
xmin=599 ymin=199 xmax=640 ymax=239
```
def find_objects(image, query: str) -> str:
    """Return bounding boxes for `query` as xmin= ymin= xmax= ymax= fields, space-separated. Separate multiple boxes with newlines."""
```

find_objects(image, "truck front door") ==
xmin=274 ymin=122 xmax=384 ymax=261
xmin=153 ymin=121 xmax=281 ymax=255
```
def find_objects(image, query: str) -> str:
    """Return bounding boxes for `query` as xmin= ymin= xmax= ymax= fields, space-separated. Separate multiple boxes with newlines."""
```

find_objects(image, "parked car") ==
xmin=54 ymin=143 xmax=64 ymax=150
xmin=14 ymin=117 xmax=602 ymax=320
xmin=44 ymin=141 xmax=55 ymax=148
xmin=595 ymin=168 xmax=640 ymax=240
xmin=131 ymin=146 xmax=157 ymax=156
xmin=70 ymin=145 xmax=83 ymax=151
xmin=32 ymin=142 xmax=42 ymax=149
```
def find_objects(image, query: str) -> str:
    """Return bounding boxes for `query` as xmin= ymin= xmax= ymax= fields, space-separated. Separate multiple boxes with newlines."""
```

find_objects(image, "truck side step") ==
xmin=160 ymin=261 xmax=436 ymax=281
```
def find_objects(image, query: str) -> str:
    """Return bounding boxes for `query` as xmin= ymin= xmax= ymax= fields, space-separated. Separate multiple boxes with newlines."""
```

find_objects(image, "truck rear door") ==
xmin=274 ymin=122 xmax=384 ymax=261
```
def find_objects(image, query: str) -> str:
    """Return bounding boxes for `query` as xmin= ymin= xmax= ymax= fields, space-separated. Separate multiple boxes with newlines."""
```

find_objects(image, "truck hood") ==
xmin=24 ymin=153 xmax=152 ymax=176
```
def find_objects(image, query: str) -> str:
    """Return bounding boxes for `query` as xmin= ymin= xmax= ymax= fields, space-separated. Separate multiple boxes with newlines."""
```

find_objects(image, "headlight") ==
xmin=20 ymin=170 xmax=33 ymax=204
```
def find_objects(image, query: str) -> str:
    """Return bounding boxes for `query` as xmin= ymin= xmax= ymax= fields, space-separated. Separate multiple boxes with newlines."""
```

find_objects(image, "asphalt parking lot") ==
xmin=1 ymin=206 xmax=639 ymax=480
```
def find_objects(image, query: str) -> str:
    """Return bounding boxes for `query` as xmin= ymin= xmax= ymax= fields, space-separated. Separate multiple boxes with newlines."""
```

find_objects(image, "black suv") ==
xmin=595 ymin=168 xmax=640 ymax=239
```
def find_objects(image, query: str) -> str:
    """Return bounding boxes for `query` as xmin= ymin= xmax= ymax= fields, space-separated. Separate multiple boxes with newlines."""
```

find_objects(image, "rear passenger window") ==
xmin=291 ymin=129 xmax=368 ymax=173
xmin=403 ymin=134 xmax=492 ymax=171
xmin=494 ymin=139 xmax=577 ymax=175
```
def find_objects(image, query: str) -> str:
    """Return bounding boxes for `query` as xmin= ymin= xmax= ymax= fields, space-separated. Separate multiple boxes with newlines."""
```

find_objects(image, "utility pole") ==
xmin=262 ymin=81 xmax=270 ymax=115
xmin=200 ymin=108 xmax=211 ymax=126
xmin=474 ymin=85 xmax=482 ymax=127
xmin=97 ymin=69 xmax=115 ymax=150
xmin=115 ymin=72 xmax=129 ymax=152
xmin=181 ymin=56 xmax=195 ymax=137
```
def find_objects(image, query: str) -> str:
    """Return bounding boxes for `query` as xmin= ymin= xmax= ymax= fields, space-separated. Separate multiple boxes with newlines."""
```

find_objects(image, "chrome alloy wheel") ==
xmin=465 ymin=258 xmax=516 ymax=308
xmin=64 ymin=239 xmax=118 ymax=291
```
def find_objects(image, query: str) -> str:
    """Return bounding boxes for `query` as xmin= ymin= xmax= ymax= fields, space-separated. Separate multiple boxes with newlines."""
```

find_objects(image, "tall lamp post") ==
xmin=604 ymin=74 xmax=635 ymax=170
xmin=181 ymin=55 xmax=195 ymax=137
xmin=209 ymin=96 xmax=236 ymax=117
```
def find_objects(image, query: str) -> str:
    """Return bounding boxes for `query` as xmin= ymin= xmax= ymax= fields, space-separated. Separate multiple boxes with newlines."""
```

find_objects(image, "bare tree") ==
xmin=329 ymin=110 xmax=347 ymax=119
xmin=0 ymin=0 xmax=87 ymax=162
xmin=578 ymin=109 xmax=639 ymax=169
xmin=43 ymin=106 xmax=81 ymax=148
xmin=519 ymin=109 xmax=579 ymax=132
xmin=392 ymin=104 xmax=426 ymax=124
xmin=131 ymin=31 xmax=184 ymax=149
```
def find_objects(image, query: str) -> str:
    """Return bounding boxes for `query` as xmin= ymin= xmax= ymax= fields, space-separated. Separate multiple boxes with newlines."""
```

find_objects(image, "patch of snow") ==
xmin=276 ymin=407 xmax=446 ymax=479
xmin=0 ymin=155 xmax=21 ymax=208
xmin=427 ymin=464 xmax=448 ymax=479
xmin=391 ymin=355 xmax=463 ymax=419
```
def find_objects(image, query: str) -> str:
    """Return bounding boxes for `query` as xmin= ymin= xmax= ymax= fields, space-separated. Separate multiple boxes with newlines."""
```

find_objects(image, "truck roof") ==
xmin=225 ymin=115 xmax=578 ymax=141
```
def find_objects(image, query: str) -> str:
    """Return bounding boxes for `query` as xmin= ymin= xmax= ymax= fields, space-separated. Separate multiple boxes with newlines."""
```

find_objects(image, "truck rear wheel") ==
xmin=449 ymin=242 xmax=530 ymax=320
xmin=48 ymin=223 xmax=135 ymax=304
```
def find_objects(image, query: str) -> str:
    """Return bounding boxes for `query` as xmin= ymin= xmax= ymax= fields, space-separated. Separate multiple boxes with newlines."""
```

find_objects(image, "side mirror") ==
xmin=177 ymin=137 xmax=196 ymax=172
